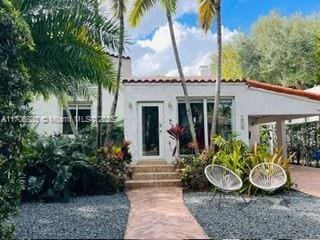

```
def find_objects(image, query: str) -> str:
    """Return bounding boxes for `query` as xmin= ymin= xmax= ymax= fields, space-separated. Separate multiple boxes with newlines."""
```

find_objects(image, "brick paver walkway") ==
xmin=290 ymin=165 xmax=320 ymax=198
xmin=124 ymin=187 xmax=209 ymax=239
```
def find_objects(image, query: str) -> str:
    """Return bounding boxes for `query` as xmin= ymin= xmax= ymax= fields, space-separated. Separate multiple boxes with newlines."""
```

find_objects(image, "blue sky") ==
xmin=178 ymin=0 xmax=320 ymax=32
xmin=127 ymin=0 xmax=320 ymax=76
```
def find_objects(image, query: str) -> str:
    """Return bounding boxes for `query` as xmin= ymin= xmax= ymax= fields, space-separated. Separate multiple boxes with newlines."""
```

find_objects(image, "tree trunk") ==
xmin=105 ymin=0 xmax=124 ymax=146
xmin=166 ymin=10 xmax=199 ymax=154
xmin=209 ymin=0 xmax=222 ymax=151
xmin=63 ymin=103 xmax=79 ymax=138
xmin=94 ymin=0 xmax=102 ymax=148
xmin=96 ymin=83 xmax=102 ymax=148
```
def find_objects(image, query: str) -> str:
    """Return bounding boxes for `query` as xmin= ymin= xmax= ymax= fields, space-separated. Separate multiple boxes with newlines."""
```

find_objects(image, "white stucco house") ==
xmin=123 ymin=77 xmax=320 ymax=164
xmin=30 ymin=55 xmax=320 ymax=164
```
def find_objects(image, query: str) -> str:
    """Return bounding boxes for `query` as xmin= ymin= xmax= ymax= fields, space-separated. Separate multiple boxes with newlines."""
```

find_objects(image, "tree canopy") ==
xmin=237 ymin=12 xmax=320 ymax=88
xmin=211 ymin=44 xmax=243 ymax=80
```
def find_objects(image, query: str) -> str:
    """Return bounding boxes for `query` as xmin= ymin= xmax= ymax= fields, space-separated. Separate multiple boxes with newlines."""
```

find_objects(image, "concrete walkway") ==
xmin=124 ymin=187 xmax=209 ymax=239
xmin=291 ymin=165 xmax=320 ymax=198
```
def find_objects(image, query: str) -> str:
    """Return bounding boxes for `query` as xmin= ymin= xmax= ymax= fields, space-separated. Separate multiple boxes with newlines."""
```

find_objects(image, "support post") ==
xmin=276 ymin=120 xmax=287 ymax=158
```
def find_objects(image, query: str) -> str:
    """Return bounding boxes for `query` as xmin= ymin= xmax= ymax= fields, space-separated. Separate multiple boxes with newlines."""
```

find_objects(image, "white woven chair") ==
xmin=249 ymin=163 xmax=288 ymax=205
xmin=249 ymin=163 xmax=287 ymax=191
xmin=204 ymin=164 xmax=247 ymax=207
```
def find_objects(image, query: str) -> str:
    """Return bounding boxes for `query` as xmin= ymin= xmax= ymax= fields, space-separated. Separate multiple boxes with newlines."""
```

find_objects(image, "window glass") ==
xmin=178 ymin=102 xmax=205 ymax=154
xmin=62 ymin=109 xmax=76 ymax=134
xmin=178 ymin=99 xmax=233 ymax=154
xmin=62 ymin=104 xmax=91 ymax=134
xmin=78 ymin=109 xmax=91 ymax=131
xmin=142 ymin=106 xmax=159 ymax=156
xmin=207 ymin=100 xmax=232 ymax=144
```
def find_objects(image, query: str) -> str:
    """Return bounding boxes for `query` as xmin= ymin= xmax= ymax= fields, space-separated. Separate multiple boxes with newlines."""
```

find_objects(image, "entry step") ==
xmin=125 ymin=179 xmax=181 ymax=189
xmin=131 ymin=172 xmax=180 ymax=180
xmin=130 ymin=164 xmax=175 ymax=173
xmin=137 ymin=160 xmax=167 ymax=165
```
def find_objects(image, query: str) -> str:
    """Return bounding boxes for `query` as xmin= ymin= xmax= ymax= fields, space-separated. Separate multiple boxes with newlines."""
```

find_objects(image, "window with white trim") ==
xmin=178 ymin=99 xmax=233 ymax=154
xmin=62 ymin=103 xmax=91 ymax=134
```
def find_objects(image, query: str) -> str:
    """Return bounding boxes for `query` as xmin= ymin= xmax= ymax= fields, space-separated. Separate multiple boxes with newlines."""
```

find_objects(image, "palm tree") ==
xmin=129 ymin=0 xmax=199 ymax=154
xmin=105 ymin=0 xmax=127 ymax=146
xmin=15 ymin=0 xmax=119 ymax=142
xmin=198 ymin=0 xmax=222 ymax=150
xmin=94 ymin=0 xmax=103 ymax=148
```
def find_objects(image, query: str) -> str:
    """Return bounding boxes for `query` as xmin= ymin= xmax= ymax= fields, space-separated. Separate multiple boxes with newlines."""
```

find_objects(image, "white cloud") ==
xmin=100 ymin=1 xmax=239 ymax=77
xmin=100 ymin=0 xmax=198 ymax=39
xmin=131 ymin=22 xmax=239 ymax=76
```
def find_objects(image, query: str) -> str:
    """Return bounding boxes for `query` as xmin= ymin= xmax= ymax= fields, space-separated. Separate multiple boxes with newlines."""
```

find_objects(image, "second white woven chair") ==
xmin=204 ymin=164 xmax=248 ymax=208
xmin=249 ymin=163 xmax=288 ymax=205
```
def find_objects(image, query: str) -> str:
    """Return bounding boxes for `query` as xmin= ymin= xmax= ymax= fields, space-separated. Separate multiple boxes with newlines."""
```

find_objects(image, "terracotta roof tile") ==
xmin=123 ymin=77 xmax=245 ymax=83
xmin=106 ymin=52 xmax=131 ymax=59
xmin=246 ymin=80 xmax=320 ymax=101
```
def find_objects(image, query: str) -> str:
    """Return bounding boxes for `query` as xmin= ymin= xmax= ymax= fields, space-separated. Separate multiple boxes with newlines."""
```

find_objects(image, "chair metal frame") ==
xmin=249 ymin=162 xmax=289 ymax=206
xmin=204 ymin=164 xmax=249 ymax=208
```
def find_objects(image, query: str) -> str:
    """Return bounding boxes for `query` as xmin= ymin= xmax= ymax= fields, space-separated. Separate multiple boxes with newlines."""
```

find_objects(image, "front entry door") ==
xmin=138 ymin=103 xmax=164 ymax=160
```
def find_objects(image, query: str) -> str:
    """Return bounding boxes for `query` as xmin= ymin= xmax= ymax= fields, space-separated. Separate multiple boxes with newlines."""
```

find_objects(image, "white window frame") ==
xmin=61 ymin=102 xmax=92 ymax=134
xmin=177 ymin=97 xmax=234 ymax=150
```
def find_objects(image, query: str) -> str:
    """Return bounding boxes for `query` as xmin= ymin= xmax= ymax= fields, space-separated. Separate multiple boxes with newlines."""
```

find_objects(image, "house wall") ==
xmin=123 ymin=82 xmax=320 ymax=164
xmin=31 ymin=56 xmax=132 ymax=135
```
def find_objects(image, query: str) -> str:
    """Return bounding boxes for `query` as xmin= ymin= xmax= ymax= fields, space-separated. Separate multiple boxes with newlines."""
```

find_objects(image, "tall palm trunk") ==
xmin=63 ymin=103 xmax=79 ymax=138
xmin=94 ymin=0 xmax=102 ymax=148
xmin=166 ymin=10 xmax=199 ymax=154
xmin=96 ymin=84 xmax=102 ymax=147
xmin=105 ymin=0 xmax=124 ymax=146
xmin=209 ymin=0 xmax=222 ymax=150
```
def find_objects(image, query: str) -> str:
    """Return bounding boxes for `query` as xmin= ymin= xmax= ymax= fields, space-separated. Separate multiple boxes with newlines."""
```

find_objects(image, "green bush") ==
xmin=0 ymin=1 xmax=33 ymax=238
xmin=22 ymin=132 xmax=132 ymax=202
xmin=179 ymin=135 xmax=292 ymax=195
xmin=180 ymin=154 xmax=211 ymax=191
xmin=79 ymin=120 xmax=125 ymax=147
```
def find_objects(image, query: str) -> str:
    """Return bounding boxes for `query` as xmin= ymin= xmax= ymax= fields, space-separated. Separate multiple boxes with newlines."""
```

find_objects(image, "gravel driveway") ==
xmin=184 ymin=191 xmax=320 ymax=239
xmin=11 ymin=193 xmax=130 ymax=239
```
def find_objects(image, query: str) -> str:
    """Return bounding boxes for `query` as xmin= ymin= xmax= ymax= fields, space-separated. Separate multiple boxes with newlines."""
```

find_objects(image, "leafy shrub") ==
xmin=79 ymin=120 xmax=125 ymax=147
xmin=180 ymin=153 xmax=211 ymax=191
xmin=22 ymin=132 xmax=132 ymax=202
xmin=179 ymin=134 xmax=293 ymax=195
xmin=0 ymin=1 xmax=33 ymax=238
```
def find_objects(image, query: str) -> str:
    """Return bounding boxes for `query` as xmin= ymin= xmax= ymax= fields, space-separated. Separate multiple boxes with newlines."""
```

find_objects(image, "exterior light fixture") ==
xmin=128 ymin=102 xmax=133 ymax=109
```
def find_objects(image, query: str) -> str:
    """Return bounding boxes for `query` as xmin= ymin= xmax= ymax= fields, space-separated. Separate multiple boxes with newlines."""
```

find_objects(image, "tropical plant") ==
xmin=13 ymin=0 xmax=120 ymax=145
xmin=0 ymin=0 xmax=32 ymax=237
xmin=90 ymin=140 xmax=132 ymax=191
xmin=167 ymin=124 xmax=187 ymax=159
xmin=211 ymin=135 xmax=248 ymax=177
xmin=105 ymin=0 xmax=127 ymax=145
xmin=129 ymin=0 xmax=199 ymax=154
xmin=14 ymin=0 xmax=119 ymax=97
xmin=180 ymin=135 xmax=293 ymax=195
xmin=198 ymin=0 xmax=222 ymax=149
xmin=22 ymin=132 xmax=132 ymax=202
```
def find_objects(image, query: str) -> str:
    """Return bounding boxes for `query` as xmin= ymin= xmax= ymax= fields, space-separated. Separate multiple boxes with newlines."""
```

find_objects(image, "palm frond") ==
xmin=198 ymin=0 xmax=216 ymax=33
xmin=160 ymin=0 xmax=177 ymax=14
xmin=129 ymin=0 xmax=158 ymax=27
xmin=15 ymin=0 xmax=117 ymax=96
xmin=111 ymin=0 xmax=127 ymax=18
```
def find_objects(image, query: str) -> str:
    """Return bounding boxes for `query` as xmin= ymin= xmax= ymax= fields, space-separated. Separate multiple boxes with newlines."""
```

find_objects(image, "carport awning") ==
xmin=249 ymin=114 xmax=319 ymax=124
